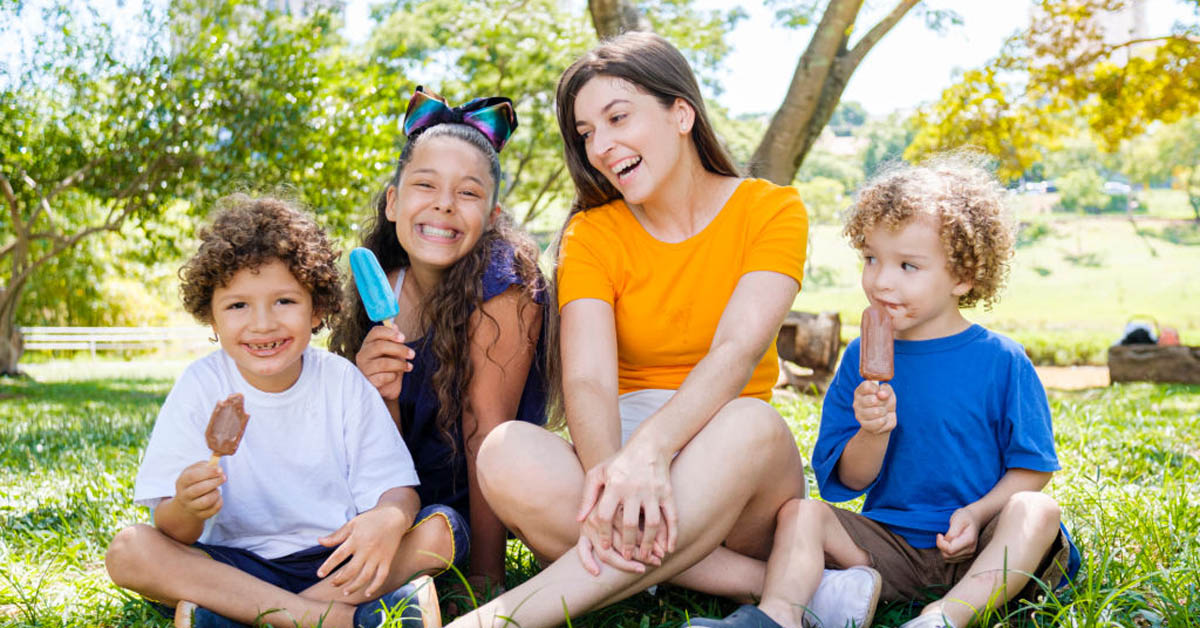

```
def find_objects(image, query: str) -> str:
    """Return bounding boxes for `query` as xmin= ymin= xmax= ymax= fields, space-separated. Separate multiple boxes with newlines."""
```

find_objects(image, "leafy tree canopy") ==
xmin=907 ymin=0 xmax=1200 ymax=180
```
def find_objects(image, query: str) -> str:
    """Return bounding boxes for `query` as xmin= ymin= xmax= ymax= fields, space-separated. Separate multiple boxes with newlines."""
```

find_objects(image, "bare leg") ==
xmin=478 ymin=420 xmax=788 ymax=603
xmin=106 ymin=517 xmax=453 ymax=628
xmin=921 ymin=492 xmax=1061 ymax=627
xmin=756 ymin=499 xmax=871 ymax=626
xmin=456 ymin=398 xmax=805 ymax=628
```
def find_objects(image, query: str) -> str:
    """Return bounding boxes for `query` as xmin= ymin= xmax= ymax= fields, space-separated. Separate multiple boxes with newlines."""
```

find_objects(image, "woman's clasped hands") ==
xmin=574 ymin=440 xmax=678 ymax=576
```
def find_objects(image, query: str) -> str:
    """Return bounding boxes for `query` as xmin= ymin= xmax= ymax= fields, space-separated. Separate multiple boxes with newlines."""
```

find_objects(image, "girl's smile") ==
xmin=386 ymin=135 xmax=499 ymax=276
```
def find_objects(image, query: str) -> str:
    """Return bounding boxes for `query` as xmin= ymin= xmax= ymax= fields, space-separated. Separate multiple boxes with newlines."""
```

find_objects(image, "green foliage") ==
xmin=793 ymin=147 xmax=863 ymax=191
xmin=1016 ymin=220 xmax=1055 ymax=248
xmin=1057 ymin=168 xmax=1108 ymax=213
xmin=0 ymin=0 xmax=403 ymax=332
xmin=908 ymin=0 xmax=1200 ymax=180
xmin=827 ymin=100 xmax=867 ymax=136
xmin=861 ymin=113 xmax=916 ymax=178
xmin=1008 ymin=329 xmax=1113 ymax=366
xmin=792 ymin=176 xmax=847 ymax=225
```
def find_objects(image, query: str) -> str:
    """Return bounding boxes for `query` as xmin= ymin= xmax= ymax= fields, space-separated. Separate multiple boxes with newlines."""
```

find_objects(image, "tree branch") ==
xmin=0 ymin=172 xmax=23 ymax=234
xmin=520 ymin=164 xmax=564 ymax=228
xmin=8 ymin=196 xmax=143 ymax=294
xmin=46 ymin=155 xmax=103 ymax=203
xmin=847 ymin=0 xmax=921 ymax=68
xmin=1057 ymin=34 xmax=1200 ymax=73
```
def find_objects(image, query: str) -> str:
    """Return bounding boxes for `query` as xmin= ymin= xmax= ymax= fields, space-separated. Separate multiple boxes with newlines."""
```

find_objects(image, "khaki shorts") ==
xmin=827 ymin=506 xmax=1071 ymax=603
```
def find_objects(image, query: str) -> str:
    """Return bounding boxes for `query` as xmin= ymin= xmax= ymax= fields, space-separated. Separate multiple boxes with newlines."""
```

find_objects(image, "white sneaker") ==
xmin=898 ymin=613 xmax=957 ymax=628
xmin=803 ymin=566 xmax=882 ymax=628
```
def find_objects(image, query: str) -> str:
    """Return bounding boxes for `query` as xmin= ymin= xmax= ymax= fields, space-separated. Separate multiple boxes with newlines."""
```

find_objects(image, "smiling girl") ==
xmin=329 ymin=87 xmax=547 ymax=598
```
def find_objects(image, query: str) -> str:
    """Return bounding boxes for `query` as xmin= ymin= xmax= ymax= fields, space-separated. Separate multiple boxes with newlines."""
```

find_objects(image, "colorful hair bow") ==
xmin=403 ymin=86 xmax=518 ymax=152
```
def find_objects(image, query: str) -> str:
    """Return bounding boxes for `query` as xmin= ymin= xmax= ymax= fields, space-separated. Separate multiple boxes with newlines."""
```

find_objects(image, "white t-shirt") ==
xmin=133 ymin=347 xmax=419 ymax=559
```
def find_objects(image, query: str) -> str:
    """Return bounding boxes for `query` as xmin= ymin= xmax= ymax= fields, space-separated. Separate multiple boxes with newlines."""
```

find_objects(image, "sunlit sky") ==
xmin=342 ymin=0 xmax=1195 ymax=117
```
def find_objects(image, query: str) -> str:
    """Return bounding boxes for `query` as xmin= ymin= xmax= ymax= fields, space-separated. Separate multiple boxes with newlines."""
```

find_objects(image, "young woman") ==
xmin=444 ymin=33 xmax=878 ymax=628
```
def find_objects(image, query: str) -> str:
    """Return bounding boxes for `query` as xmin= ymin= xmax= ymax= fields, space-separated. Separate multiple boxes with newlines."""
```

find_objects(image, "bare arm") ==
xmin=837 ymin=381 xmax=897 ymax=491
xmin=625 ymin=270 xmax=799 ymax=457
xmin=560 ymin=298 xmax=622 ymax=471
xmin=463 ymin=287 xmax=542 ymax=586
xmin=964 ymin=468 xmax=1053 ymax=523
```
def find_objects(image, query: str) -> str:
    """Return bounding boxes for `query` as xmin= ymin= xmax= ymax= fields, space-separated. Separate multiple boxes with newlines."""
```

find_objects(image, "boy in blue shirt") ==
xmin=799 ymin=156 xmax=1078 ymax=628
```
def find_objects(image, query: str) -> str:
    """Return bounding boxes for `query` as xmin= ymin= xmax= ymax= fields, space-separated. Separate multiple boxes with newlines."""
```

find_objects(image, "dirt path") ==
xmin=1036 ymin=365 xmax=1110 ymax=390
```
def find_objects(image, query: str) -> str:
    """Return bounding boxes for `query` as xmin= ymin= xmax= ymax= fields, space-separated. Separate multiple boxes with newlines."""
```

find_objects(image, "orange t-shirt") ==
xmin=557 ymin=178 xmax=808 ymax=400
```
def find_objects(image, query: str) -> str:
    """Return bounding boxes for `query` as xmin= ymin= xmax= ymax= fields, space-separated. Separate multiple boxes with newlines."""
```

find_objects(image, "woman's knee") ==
xmin=477 ymin=422 xmax=578 ymax=518
xmin=711 ymin=398 xmax=801 ymax=467
xmin=477 ymin=421 xmax=544 ymax=498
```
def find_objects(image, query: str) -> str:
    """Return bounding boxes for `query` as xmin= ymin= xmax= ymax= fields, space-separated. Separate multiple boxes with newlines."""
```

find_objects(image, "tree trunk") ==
xmin=749 ymin=0 xmax=921 ymax=184
xmin=589 ymin=0 xmax=651 ymax=39
xmin=0 ymin=287 xmax=25 ymax=376
xmin=749 ymin=0 xmax=863 ymax=184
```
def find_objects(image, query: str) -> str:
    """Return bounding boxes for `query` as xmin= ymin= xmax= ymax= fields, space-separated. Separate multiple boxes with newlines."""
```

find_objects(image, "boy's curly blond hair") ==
xmin=179 ymin=194 xmax=342 ymax=331
xmin=843 ymin=152 xmax=1015 ymax=310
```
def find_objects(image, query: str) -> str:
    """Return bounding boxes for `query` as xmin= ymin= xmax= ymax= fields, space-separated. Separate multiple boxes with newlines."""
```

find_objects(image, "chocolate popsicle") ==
xmin=859 ymin=304 xmax=894 ymax=381
xmin=205 ymin=393 xmax=249 ymax=466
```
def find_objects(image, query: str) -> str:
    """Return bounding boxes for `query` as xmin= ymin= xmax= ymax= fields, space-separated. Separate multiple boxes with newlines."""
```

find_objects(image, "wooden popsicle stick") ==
xmin=207 ymin=453 xmax=221 ymax=467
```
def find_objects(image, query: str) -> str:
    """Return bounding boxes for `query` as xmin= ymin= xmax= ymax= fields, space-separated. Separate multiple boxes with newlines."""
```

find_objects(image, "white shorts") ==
xmin=618 ymin=389 xmax=676 ymax=445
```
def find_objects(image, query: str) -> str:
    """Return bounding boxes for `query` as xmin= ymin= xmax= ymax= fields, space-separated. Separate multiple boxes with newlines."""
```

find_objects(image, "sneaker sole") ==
xmin=856 ymin=566 xmax=882 ymax=628
xmin=411 ymin=575 xmax=443 ymax=627
xmin=174 ymin=600 xmax=197 ymax=628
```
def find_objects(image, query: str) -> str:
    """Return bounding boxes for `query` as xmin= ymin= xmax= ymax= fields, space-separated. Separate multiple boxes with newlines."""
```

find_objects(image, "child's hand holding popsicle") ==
xmin=854 ymin=304 xmax=897 ymax=435
xmin=350 ymin=247 xmax=414 ymax=400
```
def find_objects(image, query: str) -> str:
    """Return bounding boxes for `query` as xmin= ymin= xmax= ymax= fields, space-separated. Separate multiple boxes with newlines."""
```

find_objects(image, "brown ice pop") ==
xmin=205 ymin=393 xmax=249 ymax=466
xmin=859 ymin=304 xmax=894 ymax=381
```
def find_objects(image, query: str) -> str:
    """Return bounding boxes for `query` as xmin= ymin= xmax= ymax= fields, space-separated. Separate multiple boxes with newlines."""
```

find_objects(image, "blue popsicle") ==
xmin=350 ymin=247 xmax=399 ymax=327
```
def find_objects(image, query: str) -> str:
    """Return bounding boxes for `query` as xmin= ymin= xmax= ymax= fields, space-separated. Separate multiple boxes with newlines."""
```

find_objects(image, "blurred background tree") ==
xmin=907 ymin=0 xmax=1200 ymax=181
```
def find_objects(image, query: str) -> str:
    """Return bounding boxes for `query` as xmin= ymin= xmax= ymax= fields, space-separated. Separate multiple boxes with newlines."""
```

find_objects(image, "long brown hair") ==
xmin=329 ymin=123 xmax=544 ymax=451
xmin=543 ymin=32 xmax=741 ymax=427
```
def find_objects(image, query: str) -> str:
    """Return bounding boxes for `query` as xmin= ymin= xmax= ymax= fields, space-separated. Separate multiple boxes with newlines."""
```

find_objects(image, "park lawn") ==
xmin=795 ymin=211 xmax=1200 ymax=364
xmin=2 ymin=362 xmax=1199 ymax=627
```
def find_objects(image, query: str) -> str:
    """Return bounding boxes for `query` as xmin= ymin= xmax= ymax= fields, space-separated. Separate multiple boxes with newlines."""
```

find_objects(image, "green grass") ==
xmin=2 ymin=363 xmax=1199 ymax=627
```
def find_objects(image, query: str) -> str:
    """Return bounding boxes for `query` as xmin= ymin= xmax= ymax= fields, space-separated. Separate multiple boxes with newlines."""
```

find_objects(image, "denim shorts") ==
xmin=149 ymin=503 xmax=469 ymax=615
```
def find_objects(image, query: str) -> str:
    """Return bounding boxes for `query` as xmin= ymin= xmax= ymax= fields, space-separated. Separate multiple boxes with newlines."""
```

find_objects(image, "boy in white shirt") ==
xmin=105 ymin=195 xmax=444 ymax=628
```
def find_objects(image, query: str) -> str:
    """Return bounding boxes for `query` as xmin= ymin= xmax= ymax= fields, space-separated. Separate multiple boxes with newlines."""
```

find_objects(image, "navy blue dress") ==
xmin=390 ymin=242 xmax=548 ymax=520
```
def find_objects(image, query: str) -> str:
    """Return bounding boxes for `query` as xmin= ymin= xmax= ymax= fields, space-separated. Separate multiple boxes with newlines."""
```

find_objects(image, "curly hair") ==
xmin=328 ymin=123 xmax=546 ymax=452
xmin=843 ymin=152 xmax=1015 ymax=310
xmin=179 ymin=194 xmax=342 ymax=330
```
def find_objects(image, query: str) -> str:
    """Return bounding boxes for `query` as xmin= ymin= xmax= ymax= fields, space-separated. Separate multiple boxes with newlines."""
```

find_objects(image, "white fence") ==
xmin=19 ymin=326 xmax=212 ymax=357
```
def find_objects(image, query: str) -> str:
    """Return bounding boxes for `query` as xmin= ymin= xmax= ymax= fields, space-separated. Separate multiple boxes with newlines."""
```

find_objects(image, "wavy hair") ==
xmin=328 ymin=123 xmax=544 ymax=451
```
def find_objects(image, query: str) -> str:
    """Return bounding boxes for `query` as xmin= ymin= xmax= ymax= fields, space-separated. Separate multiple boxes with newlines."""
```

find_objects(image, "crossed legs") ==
xmin=459 ymin=398 xmax=806 ymax=628
xmin=105 ymin=513 xmax=453 ymax=627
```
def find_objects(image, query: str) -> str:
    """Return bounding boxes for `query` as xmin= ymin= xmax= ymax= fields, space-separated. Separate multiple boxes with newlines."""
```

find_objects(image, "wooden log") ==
xmin=776 ymin=311 xmax=842 ymax=394
xmin=777 ymin=311 xmax=841 ymax=371
xmin=1107 ymin=345 xmax=1200 ymax=385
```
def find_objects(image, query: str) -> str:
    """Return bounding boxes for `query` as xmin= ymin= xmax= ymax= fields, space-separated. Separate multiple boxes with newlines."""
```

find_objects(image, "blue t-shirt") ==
xmin=392 ymin=241 xmax=548 ymax=518
xmin=813 ymin=324 xmax=1060 ymax=549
